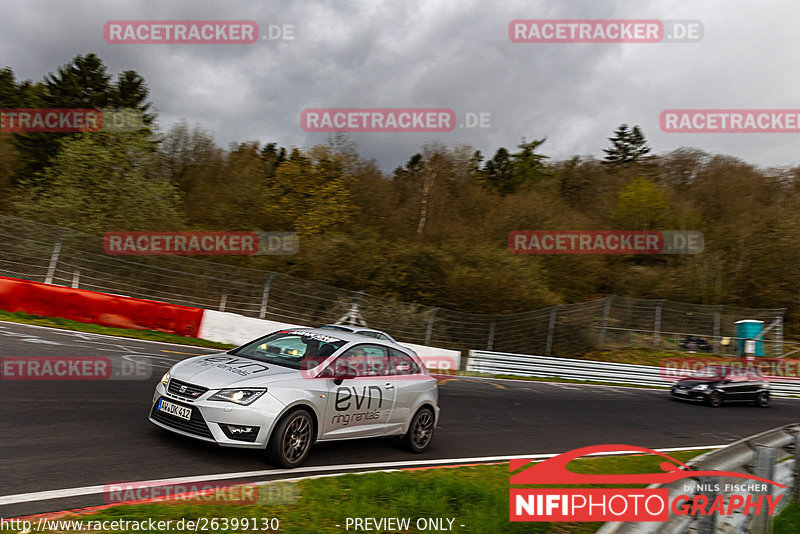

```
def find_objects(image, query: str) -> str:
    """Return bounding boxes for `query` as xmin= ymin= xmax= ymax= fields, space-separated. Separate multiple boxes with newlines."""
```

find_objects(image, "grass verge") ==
xmin=32 ymin=450 xmax=707 ymax=534
xmin=775 ymin=502 xmax=800 ymax=534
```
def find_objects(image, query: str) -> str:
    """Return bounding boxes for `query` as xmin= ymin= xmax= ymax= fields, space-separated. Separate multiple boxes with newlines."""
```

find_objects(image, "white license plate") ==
xmin=158 ymin=398 xmax=192 ymax=421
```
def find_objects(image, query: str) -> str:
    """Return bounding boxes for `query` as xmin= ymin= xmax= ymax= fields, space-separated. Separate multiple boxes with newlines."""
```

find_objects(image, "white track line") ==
xmin=0 ymin=446 xmax=722 ymax=507
xmin=0 ymin=320 xmax=222 ymax=351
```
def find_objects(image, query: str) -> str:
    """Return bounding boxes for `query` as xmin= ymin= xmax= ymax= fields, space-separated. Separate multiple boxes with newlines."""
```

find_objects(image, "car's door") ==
xmin=721 ymin=372 xmax=750 ymax=400
xmin=319 ymin=344 xmax=397 ymax=440
xmin=385 ymin=348 xmax=429 ymax=435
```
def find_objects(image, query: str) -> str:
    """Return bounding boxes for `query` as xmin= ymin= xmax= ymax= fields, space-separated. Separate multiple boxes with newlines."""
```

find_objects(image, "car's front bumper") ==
xmin=149 ymin=382 xmax=285 ymax=448
xmin=670 ymin=387 xmax=709 ymax=403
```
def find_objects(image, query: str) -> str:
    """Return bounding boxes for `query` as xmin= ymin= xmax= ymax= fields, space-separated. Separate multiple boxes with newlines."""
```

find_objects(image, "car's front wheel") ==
xmin=755 ymin=391 xmax=770 ymax=408
xmin=400 ymin=407 xmax=435 ymax=453
xmin=268 ymin=409 xmax=314 ymax=468
xmin=707 ymin=391 xmax=723 ymax=407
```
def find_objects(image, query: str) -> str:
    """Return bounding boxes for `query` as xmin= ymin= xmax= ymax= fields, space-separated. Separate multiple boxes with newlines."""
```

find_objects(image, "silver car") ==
xmin=150 ymin=328 xmax=440 ymax=468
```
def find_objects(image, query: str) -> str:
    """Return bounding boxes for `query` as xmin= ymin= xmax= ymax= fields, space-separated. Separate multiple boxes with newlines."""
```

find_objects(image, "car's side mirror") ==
xmin=333 ymin=366 xmax=358 ymax=385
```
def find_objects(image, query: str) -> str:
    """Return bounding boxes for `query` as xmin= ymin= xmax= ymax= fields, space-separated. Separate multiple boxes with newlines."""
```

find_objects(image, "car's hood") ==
xmin=675 ymin=378 xmax=718 ymax=387
xmin=170 ymin=353 xmax=299 ymax=388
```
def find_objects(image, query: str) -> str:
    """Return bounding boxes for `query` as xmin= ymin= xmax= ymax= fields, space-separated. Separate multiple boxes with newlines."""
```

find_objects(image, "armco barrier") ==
xmin=466 ymin=350 xmax=800 ymax=397
xmin=0 ymin=276 xmax=204 ymax=337
xmin=597 ymin=423 xmax=800 ymax=534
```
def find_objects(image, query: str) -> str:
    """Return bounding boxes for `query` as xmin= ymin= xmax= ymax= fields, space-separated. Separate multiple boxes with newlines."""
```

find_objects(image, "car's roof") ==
xmin=281 ymin=327 xmax=404 ymax=348
xmin=320 ymin=323 xmax=382 ymax=332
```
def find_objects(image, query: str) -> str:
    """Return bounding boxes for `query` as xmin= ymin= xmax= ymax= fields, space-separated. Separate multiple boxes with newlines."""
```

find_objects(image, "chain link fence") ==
xmin=0 ymin=215 xmax=788 ymax=356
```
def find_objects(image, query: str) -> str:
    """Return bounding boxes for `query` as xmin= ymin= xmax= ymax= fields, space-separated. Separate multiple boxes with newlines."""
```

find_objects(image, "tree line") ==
xmin=2 ymin=54 xmax=799 ymax=332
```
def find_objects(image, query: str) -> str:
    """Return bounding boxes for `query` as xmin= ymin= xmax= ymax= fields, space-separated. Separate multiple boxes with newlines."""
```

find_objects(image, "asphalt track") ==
xmin=1 ymin=321 xmax=798 ymax=517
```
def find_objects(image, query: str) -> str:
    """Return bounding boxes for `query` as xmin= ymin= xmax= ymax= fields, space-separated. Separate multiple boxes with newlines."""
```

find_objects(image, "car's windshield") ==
xmin=689 ymin=365 xmax=726 ymax=379
xmin=230 ymin=330 xmax=347 ymax=370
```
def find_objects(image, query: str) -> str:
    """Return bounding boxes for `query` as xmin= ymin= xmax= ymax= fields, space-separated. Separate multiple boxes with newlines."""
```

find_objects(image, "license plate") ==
xmin=158 ymin=398 xmax=192 ymax=421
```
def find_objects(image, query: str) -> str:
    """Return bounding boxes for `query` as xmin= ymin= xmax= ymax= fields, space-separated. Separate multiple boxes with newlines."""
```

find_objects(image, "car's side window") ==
xmin=333 ymin=344 xmax=390 ymax=377
xmin=389 ymin=348 xmax=422 ymax=375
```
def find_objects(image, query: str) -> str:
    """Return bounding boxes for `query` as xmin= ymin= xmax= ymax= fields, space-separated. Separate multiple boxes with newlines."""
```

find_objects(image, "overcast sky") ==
xmin=1 ymin=0 xmax=797 ymax=171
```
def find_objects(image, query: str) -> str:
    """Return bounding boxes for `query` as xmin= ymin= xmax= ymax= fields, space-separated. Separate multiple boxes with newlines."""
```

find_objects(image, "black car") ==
xmin=679 ymin=335 xmax=712 ymax=352
xmin=670 ymin=365 xmax=770 ymax=407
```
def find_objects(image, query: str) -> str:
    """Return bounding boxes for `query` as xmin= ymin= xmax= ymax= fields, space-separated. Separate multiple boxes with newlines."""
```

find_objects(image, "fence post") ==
xmin=713 ymin=306 xmax=721 ymax=354
xmin=776 ymin=311 xmax=785 ymax=357
xmin=750 ymin=446 xmax=777 ymax=534
xmin=425 ymin=308 xmax=439 ymax=345
xmin=653 ymin=299 xmax=664 ymax=349
xmin=694 ymin=475 xmax=719 ymax=534
xmin=219 ymin=292 xmax=228 ymax=312
xmin=71 ymin=270 xmax=80 ymax=289
xmin=545 ymin=305 xmax=560 ymax=356
xmin=259 ymin=272 xmax=277 ymax=319
xmin=487 ymin=317 xmax=496 ymax=351
xmin=598 ymin=295 xmax=614 ymax=345
xmin=44 ymin=227 xmax=67 ymax=285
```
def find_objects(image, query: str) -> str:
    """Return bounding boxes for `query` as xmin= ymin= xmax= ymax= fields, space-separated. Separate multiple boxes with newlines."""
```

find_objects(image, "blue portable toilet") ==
xmin=735 ymin=319 xmax=764 ymax=356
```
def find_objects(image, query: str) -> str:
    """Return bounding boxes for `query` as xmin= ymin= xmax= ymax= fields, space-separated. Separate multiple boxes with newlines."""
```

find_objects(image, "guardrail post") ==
xmin=219 ymin=291 xmax=228 ymax=312
xmin=487 ymin=317 xmax=496 ymax=351
xmin=597 ymin=295 xmax=614 ymax=345
xmin=44 ymin=227 xmax=67 ymax=285
xmin=751 ymin=445 xmax=777 ymax=534
xmin=653 ymin=299 xmax=664 ymax=349
xmin=71 ymin=270 xmax=80 ymax=289
xmin=425 ymin=308 xmax=438 ymax=345
xmin=259 ymin=272 xmax=277 ymax=319
xmin=713 ymin=306 xmax=721 ymax=354
xmin=695 ymin=475 xmax=719 ymax=534
xmin=545 ymin=305 xmax=559 ymax=356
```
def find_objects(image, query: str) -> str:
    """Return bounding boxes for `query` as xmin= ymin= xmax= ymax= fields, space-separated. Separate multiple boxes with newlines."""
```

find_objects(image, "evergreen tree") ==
xmin=603 ymin=124 xmax=651 ymax=166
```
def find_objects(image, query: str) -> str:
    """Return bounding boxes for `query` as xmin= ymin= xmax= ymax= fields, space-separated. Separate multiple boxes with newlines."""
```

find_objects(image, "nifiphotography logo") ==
xmin=509 ymin=445 xmax=784 ymax=522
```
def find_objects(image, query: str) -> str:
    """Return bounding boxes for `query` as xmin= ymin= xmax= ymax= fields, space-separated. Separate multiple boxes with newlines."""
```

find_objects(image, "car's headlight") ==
xmin=691 ymin=384 xmax=709 ymax=391
xmin=160 ymin=371 xmax=170 ymax=387
xmin=209 ymin=389 xmax=267 ymax=405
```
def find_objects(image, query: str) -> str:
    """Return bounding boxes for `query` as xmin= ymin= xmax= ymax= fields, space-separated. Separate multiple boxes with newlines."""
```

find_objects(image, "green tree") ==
xmin=612 ymin=177 xmax=669 ymax=229
xmin=13 ymin=54 xmax=154 ymax=181
xmin=510 ymin=137 xmax=549 ymax=189
xmin=603 ymin=124 xmax=651 ymax=166
xmin=13 ymin=132 xmax=182 ymax=233
xmin=265 ymin=146 xmax=354 ymax=237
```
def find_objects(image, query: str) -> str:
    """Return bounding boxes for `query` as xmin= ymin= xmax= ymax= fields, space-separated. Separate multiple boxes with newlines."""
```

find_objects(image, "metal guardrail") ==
xmin=466 ymin=350 xmax=800 ymax=397
xmin=597 ymin=424 xmax=800 ymax=534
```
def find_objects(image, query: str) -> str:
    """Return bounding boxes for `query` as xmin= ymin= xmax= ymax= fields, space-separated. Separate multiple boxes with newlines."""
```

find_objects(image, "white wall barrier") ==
xmin=197 ymin=310 xmax=461 ymax=371
xmin=198 ymin=310 xmax=302 ymax=346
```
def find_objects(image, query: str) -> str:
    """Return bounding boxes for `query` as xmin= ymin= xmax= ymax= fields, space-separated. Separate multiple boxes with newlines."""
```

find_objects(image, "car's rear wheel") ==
xmin=707 ymin=391 xmax=723 ymax=407
xmin=400 ymin=407 xmax=435 ymax=453
xmin=268 ymin=409 xmax=313 ymax=468
xmin=755 ymin=391 xmax=770 ymax=408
